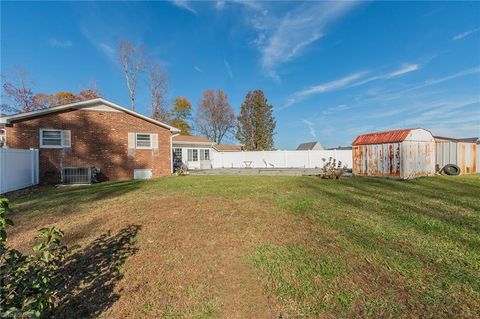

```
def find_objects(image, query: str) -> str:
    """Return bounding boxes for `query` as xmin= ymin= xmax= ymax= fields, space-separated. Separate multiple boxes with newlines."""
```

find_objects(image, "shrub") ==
xmin=321 ymin=157 xmax=346 ymax=179
xmin=174 ymin=163 xmax=189 ymax=176
xmin=0 ymin=196 xmax=67 ymax=318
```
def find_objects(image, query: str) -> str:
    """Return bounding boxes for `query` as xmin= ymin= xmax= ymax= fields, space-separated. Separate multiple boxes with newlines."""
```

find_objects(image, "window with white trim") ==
xmin=187 ymin=149 xmax=198 ymax=162
xmin=135 ymin=133 xmax=152 ymax=149
xmin=40 ymin=129 xmax=70 ymax=148
xmin=173 ymin=148 xmax=183 ymax=164
xmin=200 ymin=149 xmax=210 ymax=161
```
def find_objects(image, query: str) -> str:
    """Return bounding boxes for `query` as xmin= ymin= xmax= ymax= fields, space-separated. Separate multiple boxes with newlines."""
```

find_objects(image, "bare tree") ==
xmin=119 ymin=41 xmax=148 ymax=111
xmin=150 ymin=62 xmax=170 ymax=122
xmin=78 ymin=78 xmax=102 ymax=101
xmin=195 ymin=89 xmax=236 ymax=144
xmin=1 ymin=66 xmax=43 ymax=114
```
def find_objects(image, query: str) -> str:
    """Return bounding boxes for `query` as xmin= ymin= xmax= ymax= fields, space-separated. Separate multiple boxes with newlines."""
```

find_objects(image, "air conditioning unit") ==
xmin=62 ymin=167 xmax=100 ymax=184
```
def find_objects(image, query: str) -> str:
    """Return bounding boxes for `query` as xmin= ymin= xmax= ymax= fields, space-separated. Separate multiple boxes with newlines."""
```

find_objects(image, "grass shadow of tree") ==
xmin=52 ymin=224 xmax=141 ymax=318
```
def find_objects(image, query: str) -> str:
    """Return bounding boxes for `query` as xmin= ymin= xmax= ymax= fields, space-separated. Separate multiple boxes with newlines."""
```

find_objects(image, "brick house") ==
xmin=0 ymin=98 xmax=180 ymax=183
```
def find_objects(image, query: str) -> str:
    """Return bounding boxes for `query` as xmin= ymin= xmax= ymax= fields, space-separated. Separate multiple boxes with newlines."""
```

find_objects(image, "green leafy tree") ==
xmin=170 ymin=96 xmax=192 ymax=135
xmin=236 ymin=90 xmax=276 ymax=150
xmin=0 ymin=196 xmax=67 ymax=318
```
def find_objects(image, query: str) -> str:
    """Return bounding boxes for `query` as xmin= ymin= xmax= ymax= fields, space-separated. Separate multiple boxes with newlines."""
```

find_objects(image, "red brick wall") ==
xmin=5 ymin=108 xmax=173 ymax=183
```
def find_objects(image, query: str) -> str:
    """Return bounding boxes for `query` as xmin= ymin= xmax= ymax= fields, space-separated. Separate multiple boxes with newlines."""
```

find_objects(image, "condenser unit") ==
xmin=62 ymin=167 xmax=99 ymax=184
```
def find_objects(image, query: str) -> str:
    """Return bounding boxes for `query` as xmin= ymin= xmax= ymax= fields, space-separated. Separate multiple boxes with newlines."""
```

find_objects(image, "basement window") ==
xmin=135 ymin=133 xmax=152 ymax=149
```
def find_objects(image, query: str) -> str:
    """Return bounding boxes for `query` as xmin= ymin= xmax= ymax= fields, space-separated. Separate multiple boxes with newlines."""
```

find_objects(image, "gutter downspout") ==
xmin=170 ymin=132 xmax=180 ymax=174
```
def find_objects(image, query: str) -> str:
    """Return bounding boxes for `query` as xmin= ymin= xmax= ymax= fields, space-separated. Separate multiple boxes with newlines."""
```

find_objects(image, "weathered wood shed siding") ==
xmin=352 ymin=128 xmax=436 ymax=179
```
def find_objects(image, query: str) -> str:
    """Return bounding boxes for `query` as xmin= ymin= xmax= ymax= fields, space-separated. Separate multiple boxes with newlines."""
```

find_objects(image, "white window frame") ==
xmin=135 ymin=133 xmax=152 ymax=149
xmin=200 ymin=149 xmax=210 ymax=161
xmin=40 ymin=129 xmax=64 ymax=148
xmin=173 ymin=148 xmax=183 ymax=163
xmin=188 ymin=149 xmax=198 ymax=162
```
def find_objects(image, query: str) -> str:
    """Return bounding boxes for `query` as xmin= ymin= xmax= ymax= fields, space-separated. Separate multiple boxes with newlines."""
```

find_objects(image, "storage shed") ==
xmin=434 ymin=136 xmax=477 ymax=174
xmin=352 ymin=128 xmax=435 ymax=179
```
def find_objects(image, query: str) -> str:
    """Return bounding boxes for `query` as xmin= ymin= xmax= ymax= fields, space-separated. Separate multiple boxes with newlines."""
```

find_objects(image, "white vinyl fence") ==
xmin=0 ymin=148 xmax=39 ymax=194
xmin=211 ymin=150 xmax=352 ymax=169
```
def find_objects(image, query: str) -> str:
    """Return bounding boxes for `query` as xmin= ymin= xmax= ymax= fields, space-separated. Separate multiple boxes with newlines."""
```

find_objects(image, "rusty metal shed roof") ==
xmin=352 ymin=128 xmax=421 ymax=145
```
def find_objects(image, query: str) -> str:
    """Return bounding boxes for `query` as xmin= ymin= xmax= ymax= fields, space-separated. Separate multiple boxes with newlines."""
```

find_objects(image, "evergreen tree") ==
xmin=236 ymin=90 xmax=276 ymax=150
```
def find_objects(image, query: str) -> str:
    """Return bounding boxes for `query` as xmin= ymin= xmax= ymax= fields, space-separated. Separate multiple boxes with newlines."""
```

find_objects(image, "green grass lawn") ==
xmin=6 ymin=174 xmax=480 ymax=318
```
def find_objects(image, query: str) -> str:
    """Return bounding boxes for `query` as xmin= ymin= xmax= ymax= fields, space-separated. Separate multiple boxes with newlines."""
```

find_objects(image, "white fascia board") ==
xmin=1 ymin=98 xmax=181 ymax=133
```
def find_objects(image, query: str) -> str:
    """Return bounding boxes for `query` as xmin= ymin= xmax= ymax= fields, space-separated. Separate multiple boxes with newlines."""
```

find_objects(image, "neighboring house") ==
xmin=213 ymin=144 xmax=242 ymax=152
xmin=172 ymin=136 xmax=243 ymax=169
xmin=296 ymin=141 xmax=324 ymax=150
xmin=0 ymin=98 xmax=180 ymax=183
xmin=172 ymin=135 xmax=215 ymax=170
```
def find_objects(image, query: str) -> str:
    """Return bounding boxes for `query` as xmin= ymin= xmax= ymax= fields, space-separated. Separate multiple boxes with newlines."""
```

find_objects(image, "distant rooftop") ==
xmin=296 ymin=141 xmax=324 ymax=150
xmin=213 ymin=144 xmax=242 ymax=152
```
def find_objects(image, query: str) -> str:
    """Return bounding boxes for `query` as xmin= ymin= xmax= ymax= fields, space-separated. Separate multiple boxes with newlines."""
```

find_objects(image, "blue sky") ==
xmin=1 ymin=1 xmax=479 ymax=149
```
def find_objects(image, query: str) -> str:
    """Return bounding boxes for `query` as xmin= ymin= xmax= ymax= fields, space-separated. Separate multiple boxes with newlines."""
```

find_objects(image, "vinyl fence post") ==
xmin=284 ymin=150 xmax=288 ymax=168
xmin=35 ymin=149 xmax=39 ymax=185
xmin=30 ymin=148 xmax=35 ymax=185
xmin=0 ymin=148 xmax=4 ymax=194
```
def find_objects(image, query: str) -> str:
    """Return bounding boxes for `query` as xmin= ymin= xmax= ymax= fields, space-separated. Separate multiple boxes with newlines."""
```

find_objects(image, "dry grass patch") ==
xmin=5 ymin=175 xmax=480 ymax=318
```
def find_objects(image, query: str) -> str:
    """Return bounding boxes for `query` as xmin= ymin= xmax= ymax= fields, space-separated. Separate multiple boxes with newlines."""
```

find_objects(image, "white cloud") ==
xmin=422 ymin=67 xmax=480 ymax=87
xmin=170 ymin=0 xmax=197 ymax=14
xmin=351 ymin=64 xmax=420 ymax=87
xmin=322 ymin=104 xmax=351 ymax=115
xmin=282 ymin=62 xmax=424 ymax=108
xmin=48 ymin=38 xmax=74 ymax=48
xmin=251 ymin=2 xmax=358 ymax=80
xmin=386 ymin=64 xmax=419 ymax=78
xmin=215 ymin=0 xmax=264 ymax=12
xmin=224 ymin=59 xmax=234 ymax=79
xmin=215 ymin=1 xmax=226 ymax=10
xmin=81 ymin=27 xmax=117 ymax=62
xmin=194 ymin=66 xmax=203 ymax=73
xmin=452 ymin=28 xmax=480 ymax=41
xmin=98 ymin=43 xmax=116 ymax=61
xmin=298 ymin=72 xmax=367 ymax=97
xmin=302 ymin=119 xmax=317 ymax=139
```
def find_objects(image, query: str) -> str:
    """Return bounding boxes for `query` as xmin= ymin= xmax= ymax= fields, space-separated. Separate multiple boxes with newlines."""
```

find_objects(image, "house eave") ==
xmin=0 ymin=98 xmax=181 ymax=133
xmin=172 ymin=141 xmax=215 ymax=146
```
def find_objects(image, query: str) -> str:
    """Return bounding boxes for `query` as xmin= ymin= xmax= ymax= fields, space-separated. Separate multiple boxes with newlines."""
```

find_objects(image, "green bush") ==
xmin=0 ymin=196 xmax=67 ymax=318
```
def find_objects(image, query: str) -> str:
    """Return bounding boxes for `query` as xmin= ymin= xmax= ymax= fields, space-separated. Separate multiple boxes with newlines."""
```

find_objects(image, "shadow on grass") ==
xmin=295 ymin=176 xmax=480 ymax=291
xmin=52 ymin=224 xmax=141 ymax=318
xmin=10 ymin=180 xmax=145 ymax=218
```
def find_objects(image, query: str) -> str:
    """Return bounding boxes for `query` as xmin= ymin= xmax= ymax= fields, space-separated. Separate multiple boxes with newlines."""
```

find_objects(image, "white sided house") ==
xmin=172 ymin=135 xmax=215 ymax=169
